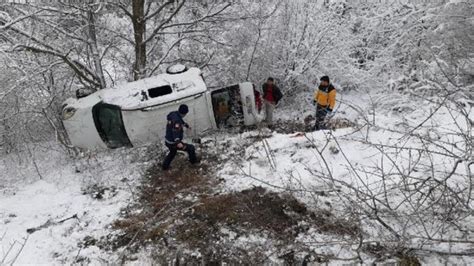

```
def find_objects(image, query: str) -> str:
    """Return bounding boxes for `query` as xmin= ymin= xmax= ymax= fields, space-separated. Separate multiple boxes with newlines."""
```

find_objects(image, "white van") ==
xmin=61 ymin=66 xmax=264 ymax=150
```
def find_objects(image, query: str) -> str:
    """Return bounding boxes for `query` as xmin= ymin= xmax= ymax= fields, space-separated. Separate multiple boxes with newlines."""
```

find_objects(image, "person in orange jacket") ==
xmin=313 ymin=76 xmax=336 ymax=130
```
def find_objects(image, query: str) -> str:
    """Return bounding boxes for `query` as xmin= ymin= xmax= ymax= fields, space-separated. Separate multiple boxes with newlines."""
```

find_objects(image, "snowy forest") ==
xmin=1 ymin=0 xmax=473 ymax=264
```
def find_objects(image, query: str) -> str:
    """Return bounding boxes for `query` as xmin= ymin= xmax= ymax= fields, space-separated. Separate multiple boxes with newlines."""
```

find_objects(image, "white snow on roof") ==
xmin=66 ymin=67 xmax=207 ymax=110
xmin=103 ymin=67 xmax=206 ymax=110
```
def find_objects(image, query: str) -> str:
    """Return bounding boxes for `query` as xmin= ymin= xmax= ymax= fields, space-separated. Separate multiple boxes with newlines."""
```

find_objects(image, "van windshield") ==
xmin=92 ymin=103 xmax=132 ymax=149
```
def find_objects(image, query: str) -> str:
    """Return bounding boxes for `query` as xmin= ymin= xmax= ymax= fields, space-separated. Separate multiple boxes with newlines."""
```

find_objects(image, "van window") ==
xmin=148 ymin=85 xmax=172 ymax=98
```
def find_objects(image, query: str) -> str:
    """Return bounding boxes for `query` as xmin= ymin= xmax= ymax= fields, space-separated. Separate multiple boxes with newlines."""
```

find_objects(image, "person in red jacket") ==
xmin=262 ymin=77 xmax=283 ymax=126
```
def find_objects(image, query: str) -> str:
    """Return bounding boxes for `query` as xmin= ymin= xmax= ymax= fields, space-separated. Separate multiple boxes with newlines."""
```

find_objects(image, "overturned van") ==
xmin=62 ymin=66 xmax=264 ymax=150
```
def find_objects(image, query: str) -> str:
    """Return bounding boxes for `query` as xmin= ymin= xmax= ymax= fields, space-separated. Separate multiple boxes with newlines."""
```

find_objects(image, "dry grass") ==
xmin=398 ymin=253 xmax=422 ymax=266
xmin=191 ymin=187 xmax=307 ymax=232
xmin=107 ymin=147 xmax=219 ymax=252
xmin=176 ymin=187 xmax=361 ymax=248
xmin=363 ymin=243 xmax=422 ymax=265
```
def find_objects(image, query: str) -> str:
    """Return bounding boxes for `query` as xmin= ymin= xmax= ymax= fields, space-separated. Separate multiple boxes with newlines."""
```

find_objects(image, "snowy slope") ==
xmin=217 ymin=90 xmax=473 ymax=264
xmin=0 ymin=145 xmax=148 ymax=264
xmin=1 ymin=88 xmax=472 ymax=264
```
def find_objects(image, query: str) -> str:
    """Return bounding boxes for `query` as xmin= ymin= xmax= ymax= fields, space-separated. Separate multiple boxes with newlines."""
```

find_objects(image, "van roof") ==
xmin=68 ymin=67 xmax=207 ymax=110
xmin=103 ymin=67 xmax=206 ymax=110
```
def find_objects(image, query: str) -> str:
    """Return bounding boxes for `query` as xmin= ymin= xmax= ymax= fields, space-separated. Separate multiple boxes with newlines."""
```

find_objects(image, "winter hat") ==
xmin=320 ymin=76 xmax=330 ymax=83
xmin=178 ymin=104 xmax=189 ymax=114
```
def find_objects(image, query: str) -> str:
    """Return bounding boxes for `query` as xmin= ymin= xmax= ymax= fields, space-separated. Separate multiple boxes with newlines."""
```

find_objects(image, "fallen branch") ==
xmin=26 ymin=214 xmax=78 ymax=234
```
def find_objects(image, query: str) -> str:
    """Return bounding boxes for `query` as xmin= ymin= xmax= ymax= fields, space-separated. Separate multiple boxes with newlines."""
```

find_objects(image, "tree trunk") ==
xmin=132 ymin=0 xmax=146 ymax=80
xmin=87 ymin=2 xmax=106 ymax=89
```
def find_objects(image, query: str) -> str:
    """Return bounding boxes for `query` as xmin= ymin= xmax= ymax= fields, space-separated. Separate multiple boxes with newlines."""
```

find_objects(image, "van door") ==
xmin=238 ymin=82 xmax=264 ymax=126
xmin=92 ymin=103 xmax=132 ymax=148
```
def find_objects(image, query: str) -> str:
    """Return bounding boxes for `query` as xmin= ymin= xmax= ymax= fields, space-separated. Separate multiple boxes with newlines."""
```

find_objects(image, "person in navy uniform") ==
xmin=162 ymin=104 xmax=198 ymax=170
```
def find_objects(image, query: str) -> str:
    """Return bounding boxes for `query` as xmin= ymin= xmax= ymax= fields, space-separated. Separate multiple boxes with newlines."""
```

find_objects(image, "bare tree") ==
xmin=113 ymin=0 xmax=232 ymax=80
xmin=0 ymin=2 xmax=108 ymax=90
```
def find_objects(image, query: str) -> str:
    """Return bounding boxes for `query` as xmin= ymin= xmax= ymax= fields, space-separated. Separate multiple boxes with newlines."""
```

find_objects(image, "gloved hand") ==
xmin=313 ymin=100 xmax=317 ymax=106
xmin=326 ymin=107 xmax=333 ymax=113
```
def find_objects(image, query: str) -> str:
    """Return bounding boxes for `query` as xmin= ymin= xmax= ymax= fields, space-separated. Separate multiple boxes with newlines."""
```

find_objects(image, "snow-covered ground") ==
xmin=0 ymin=145 xmax=149 ymax=264
xmin=217 ymin=127 xmax=473 ymax=264
xmin=217 ymin=90 xmax=473 ymax=264
xmin=1 ymin=89 xmax=472 ymax=264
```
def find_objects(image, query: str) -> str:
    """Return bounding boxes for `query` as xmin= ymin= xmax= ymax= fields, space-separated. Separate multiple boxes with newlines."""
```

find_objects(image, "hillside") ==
xmin=2 ymin=88 xmax=472 ymax=264
xmin=0 ymin=0 xmax=473 ymax=265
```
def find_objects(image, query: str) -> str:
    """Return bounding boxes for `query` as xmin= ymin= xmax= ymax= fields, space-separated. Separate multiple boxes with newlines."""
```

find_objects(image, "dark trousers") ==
xmin=314 ymin=107 xmax=328 ymax=130
xmin=162 ymin=142 xmax=197 ymax=170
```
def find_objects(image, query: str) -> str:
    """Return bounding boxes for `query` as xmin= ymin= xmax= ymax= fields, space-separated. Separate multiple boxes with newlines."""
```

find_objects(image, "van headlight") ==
xmin=62 ymin=107 xmax=77 ymax=120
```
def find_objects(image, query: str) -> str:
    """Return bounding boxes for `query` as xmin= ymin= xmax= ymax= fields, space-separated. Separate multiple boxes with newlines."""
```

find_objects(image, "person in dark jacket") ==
xmin=162 ymin=104 xmax=198 ymax=170
xmin=313 ymin=76 xmax=336 ymax=130
xmin=262 ymin=77 xmax=283 ymax=125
